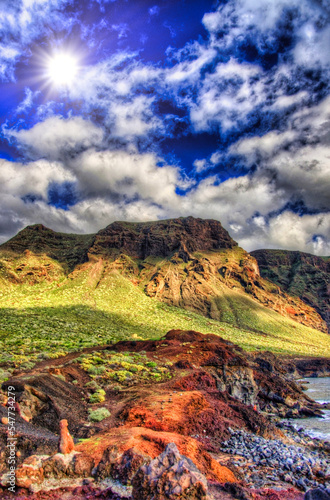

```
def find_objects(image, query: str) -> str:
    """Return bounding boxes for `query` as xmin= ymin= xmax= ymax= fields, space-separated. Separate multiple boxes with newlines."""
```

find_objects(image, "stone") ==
xmin=96 ymin=446 xmax=150 ymax=484
xmin=132 ymin=442 xmax=209 ymax=500
xmin=58 ymin=418 xmax=75 ymax=454
xmin=73 ymin=453 xmax=95 ymax=477
xmin=305 ymin=488 xmax=330 ymax=500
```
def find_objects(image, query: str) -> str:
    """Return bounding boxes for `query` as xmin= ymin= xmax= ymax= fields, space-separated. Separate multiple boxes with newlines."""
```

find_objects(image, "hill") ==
xmin=251 ymin=249 xmax=330 ymax=332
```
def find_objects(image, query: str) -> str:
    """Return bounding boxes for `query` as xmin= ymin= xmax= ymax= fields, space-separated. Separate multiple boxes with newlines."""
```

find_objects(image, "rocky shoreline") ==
xmin=0 ymin=329 xmax=329 ymax=499
xmin=221 ymin=424 xmax=330 ymax=491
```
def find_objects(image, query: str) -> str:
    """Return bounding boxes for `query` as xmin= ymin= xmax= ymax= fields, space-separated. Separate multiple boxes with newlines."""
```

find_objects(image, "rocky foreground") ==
xmin=0 ymin=329 xmax=329 ymax=499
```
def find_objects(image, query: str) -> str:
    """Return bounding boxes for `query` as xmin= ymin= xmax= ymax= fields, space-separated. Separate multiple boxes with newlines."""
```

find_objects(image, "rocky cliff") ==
xmin=251 ymin=250 xmax=330 ymax=332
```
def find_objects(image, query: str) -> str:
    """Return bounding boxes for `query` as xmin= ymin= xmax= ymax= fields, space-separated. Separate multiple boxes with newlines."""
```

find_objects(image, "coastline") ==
xmin=0 ymin=331 xmax=329 ymax=499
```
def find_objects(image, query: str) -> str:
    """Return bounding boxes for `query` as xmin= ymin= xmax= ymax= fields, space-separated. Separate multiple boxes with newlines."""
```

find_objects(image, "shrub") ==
xmin=92 ymin=355 xmax=104 ymax=364
xmin=20 ymin=361 xmax=35 ymax=370
xmin=88 ymin=407 xmax=110 ymax=422
xmin=86 ymin=380 xmax=101 ymax=390
xmin=87 ymin=365 xmax=106 ymax=375
xmin=89 ymin=389 xmax=106 ymax=403
xmin=145 ymin=361 xmax=157 ymax=368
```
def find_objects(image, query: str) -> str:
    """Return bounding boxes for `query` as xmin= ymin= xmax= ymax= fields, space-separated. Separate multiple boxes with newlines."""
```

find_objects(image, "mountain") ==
xmin=0 ymin=217 xmax=329 ymax=373
xmin=251 ymin=249 xmax=330 ymax=332
xmin=1 ymin=217 xmax=326 ymax=332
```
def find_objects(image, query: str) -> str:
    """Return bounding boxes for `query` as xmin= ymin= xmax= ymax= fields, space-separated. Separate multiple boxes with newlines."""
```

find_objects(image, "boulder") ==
xmin=132 ymin=442 xmax=209 ymax=499
xmin=305 ymin=488 xmax=330 ymax=500
xmin=96 ymin=446 xmax=150 ymax=484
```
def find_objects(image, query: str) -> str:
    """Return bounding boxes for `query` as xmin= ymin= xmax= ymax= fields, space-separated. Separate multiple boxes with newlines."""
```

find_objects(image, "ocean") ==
xmin=296 ymin=377 xmax=330 ymax=442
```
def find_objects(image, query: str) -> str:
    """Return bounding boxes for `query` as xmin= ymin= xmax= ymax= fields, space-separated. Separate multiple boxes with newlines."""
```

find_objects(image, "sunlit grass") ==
xmin=0 ymin=259 xmax=329 ymax=371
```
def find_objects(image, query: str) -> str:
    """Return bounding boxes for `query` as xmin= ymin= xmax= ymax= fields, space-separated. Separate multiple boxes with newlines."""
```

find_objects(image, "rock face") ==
xmin=58 ymin=419 xmax=75 ymax=454
xmin=251 ymin=249 xmax=330 ymax=332
xmin=88 ymin=217 xmax=237 ymax=260
xmin=96 ymin=446 xmax=151 ymax=484
xmin=4 ymin=452 xmax=95 ymax=491
xmin=132 ymin=442 xmax=209 ymax=500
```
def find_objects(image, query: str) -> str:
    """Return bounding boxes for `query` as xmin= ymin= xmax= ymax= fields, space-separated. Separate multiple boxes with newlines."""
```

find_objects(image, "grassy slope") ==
xmin=0 ymin=254 xmax=329 ymax=373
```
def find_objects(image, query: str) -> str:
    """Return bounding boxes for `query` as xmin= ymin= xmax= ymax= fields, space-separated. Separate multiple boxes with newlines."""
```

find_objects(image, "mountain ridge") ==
xmin=251 ymin=249 xmax=330 ymax=332
xmin=0 ymin=217 xmax=327 ymax=336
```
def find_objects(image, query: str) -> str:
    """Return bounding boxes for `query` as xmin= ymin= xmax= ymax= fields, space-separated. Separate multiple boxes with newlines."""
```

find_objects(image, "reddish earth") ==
xmin=0 ymin=329 xmax=326 ymax=499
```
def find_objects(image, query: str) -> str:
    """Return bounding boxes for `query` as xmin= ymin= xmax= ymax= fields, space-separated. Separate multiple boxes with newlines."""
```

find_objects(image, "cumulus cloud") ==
xmin=69 ymin=148 xmax=184 ymax=206
xmin=3 ymin=116 xmax=105 ymax=160
xmin=110 ymin=96 xmax=163 ymax=140
xmin=230 ymin=95 xmax=330 ymax=213
xmin=267 ymin=211 xmax=330 ymax=255
xmin=190 ymin=59 xmax=265 ymax=132
xmin=0 ymin=158 xmax=74 ymax=199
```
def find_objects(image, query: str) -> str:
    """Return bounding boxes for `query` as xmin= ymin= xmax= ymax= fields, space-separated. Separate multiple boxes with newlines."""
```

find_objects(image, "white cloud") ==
xmin=268 ymin=211 xmax=330 ymax=255
xmin=16 ymin=87 xmax=41 ymax=114
xmin=0 ymin=158 xmax=74 ymax=199
xmin=4 ymin=116 xmax=104 ymax=160
xmin=231 ymin=130 xmax=297 ymax=160
xmin=165 ymin=44 xmax=217 ymax=85
xmin=190 ymin=59 xmax=265 ymax=132
xmin=70 ymin=148 xmax=182 ymax=207
xmin=271 ymin=91 xmax=309 ymax=110
xmin=110 ymin=96 xmax=163 ymax=139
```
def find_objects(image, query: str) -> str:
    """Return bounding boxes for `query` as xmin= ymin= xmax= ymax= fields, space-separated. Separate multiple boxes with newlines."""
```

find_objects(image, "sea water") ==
xmin=296 ymin=377 xmax=330 ymax=442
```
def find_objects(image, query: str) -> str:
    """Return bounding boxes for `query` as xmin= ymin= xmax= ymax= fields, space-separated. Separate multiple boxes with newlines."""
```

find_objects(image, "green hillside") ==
xmin=0 ymin=253 xmax=329 ymax=377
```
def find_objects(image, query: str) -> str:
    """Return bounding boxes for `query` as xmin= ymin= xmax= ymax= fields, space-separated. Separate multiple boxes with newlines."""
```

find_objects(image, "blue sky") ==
xmin=0 ymin=0 xmax=330 ymax=254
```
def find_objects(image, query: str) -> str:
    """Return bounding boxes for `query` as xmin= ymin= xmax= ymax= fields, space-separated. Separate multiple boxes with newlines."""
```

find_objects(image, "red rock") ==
xmin=58 ymin=419 xmax=75 ymax=454
xmin=132 ymin=442 xmax=210 ymax=500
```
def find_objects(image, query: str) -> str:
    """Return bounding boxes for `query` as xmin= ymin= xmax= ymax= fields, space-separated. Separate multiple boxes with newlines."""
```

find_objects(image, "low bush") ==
xmin=88 ymin=407 xmax=110 ymax=422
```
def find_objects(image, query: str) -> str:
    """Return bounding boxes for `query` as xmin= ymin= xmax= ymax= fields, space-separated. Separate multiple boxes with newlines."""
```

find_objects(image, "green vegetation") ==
xmin=88 ymin=407 xmax=111 ymax=422
xmin=0 ymin=252 xmax=329 ymax=370
xmin=78 ymin=350 xmax=171 ymax=388
xmin=252 ymin=249 xmax=330 ymax=332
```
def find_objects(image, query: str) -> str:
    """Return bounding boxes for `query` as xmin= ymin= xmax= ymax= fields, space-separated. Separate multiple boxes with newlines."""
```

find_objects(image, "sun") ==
xmin=46 ymin=53 xmax=79 ymax=87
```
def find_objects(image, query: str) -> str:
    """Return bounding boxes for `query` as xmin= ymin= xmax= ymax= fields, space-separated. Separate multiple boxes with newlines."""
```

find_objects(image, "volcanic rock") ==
xmin=132 ymin=442 xmax=209 ymax=499
xmin=304 ymin=488 xmax=330 ymax=499
xmin=96 ymin=446 xmax=150 ymax=484
xmin=89 ymin=217 xmax=237 ymax=260
xmin=58 ymin=419 xmax=75 ymax=454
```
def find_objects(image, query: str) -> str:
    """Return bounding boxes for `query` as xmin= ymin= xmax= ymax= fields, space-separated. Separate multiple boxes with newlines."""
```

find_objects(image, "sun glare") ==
xmin=47 ymin=53 xmax=79 ymax=87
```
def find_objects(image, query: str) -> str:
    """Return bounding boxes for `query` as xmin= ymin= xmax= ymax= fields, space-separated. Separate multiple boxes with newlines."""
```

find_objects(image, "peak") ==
xmin=91 ymin=216 xmax=237 ymax=259
xmin=23 ymin=224 xmax=54 ymax=233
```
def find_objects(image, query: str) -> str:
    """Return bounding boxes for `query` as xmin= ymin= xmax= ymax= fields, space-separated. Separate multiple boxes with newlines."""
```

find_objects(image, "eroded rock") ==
xmin=58 ymin=419 xmax=75 ymax=454
xmin=132 ymin=442 xmax=209 ymax=499
xmin=305 ymin=488 xmax=330 ymax=500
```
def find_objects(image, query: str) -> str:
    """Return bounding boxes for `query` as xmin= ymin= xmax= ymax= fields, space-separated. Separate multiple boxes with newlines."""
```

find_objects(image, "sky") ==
xmin=0 ymin=0 xmax=330 ymax=255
